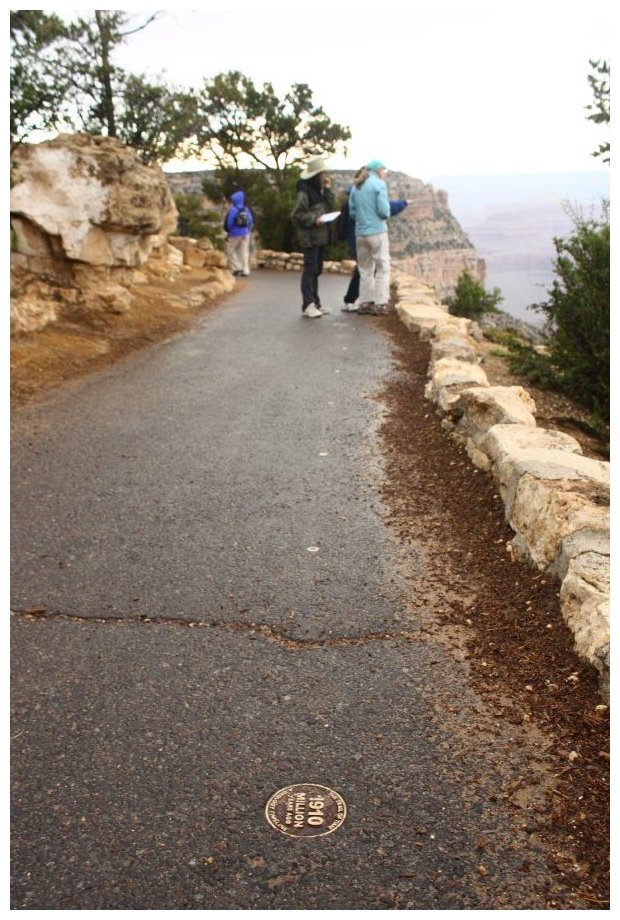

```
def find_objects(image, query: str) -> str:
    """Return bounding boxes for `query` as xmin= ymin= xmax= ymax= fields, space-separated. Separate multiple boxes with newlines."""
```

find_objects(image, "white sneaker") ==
xmin=302 ymin=304 xmax=323 ymax=318
xmin=342 ymin=303 xmax=358 ymax=312
xmin=318 ymin=306 xmax=331 ymax=315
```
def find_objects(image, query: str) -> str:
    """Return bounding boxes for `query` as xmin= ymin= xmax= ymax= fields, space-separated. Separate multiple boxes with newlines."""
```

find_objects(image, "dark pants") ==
xmin=344 ymin=267 xmax=360 ymax=304
xmin=344 ymin=243 xmax=359 ymax=304
xmin=301 ymin=246 xmax=324 ymax=309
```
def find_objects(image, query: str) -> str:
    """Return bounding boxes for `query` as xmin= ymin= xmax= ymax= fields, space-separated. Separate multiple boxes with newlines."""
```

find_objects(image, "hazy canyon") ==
xmin=432 ymin=171 xmax=609 ymax=325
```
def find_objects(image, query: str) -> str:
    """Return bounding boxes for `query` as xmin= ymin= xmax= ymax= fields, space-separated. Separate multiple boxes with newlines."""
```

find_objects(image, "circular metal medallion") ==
xmin=265 ymin=783 xmax=347 ymax=837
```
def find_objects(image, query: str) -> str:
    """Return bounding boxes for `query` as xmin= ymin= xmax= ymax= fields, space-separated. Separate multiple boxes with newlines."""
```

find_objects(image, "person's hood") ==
xmin=231 ymin=191 xmax=245 ymax=207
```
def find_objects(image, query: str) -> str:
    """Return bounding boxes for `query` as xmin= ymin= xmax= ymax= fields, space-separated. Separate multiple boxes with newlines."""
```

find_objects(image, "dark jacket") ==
xmin=291 ymin=177 xmax=335 ymax=249
xmin=225 ymin=190 xmax=254 ymax=237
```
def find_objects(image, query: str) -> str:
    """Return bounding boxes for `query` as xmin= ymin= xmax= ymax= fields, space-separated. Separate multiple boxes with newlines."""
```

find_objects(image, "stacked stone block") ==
xmin=391 ymin=269 xmax=610 ymax=700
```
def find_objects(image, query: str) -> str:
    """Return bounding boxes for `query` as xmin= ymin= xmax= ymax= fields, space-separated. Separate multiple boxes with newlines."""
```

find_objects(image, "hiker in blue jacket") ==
xmin=347 ymin=160 xmax=394 ymax=314
xmin=341 ymin=173 xmax=408 ymax=310
xmin=224 ymin=190 xmax=254 ymax=277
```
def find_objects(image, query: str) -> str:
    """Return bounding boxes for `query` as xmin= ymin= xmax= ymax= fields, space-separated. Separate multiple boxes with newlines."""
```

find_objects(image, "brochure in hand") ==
xmin=317 ymin=211 xmax=341 ymax=224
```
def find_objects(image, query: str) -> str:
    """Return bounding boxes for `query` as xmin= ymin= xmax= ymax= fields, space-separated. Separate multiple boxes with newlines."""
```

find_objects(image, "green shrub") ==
xmin=174 ymin=194 xmax=225 ymax=250
xmin=532 ymin=204 xmax=609 ymax=424
xmin=481 ymin=327 xmax=522 ymax=348
xmin=502 ymin=341 xmax=559 ymax=391
xmin=446 ymin=270 xmax=502 ymax=320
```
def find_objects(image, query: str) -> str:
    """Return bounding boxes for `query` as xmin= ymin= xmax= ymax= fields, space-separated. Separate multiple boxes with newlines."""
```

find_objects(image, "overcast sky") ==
xmin=99 ymin=0 xmax=612 ymax=182
xmin=34 ymin=2 xmax=611 ymax=180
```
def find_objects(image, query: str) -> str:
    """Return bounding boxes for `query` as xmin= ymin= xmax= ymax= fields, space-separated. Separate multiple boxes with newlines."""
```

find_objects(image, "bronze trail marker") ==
xmin=265 ymin=783 xmax=347 ymax=838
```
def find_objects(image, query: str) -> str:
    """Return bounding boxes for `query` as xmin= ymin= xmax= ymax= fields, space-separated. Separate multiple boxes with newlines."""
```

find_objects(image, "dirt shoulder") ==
xmin=10 ymin=266 xmax=237 ymax=409
xmin=376 ymin=312 xmax=609 ymax=907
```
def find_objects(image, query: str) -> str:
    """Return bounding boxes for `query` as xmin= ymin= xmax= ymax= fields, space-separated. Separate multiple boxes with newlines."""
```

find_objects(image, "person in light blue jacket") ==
xmin=347 ymin=159 xmax=392 ymax=315
xmin=341 ymin=176 xmax=408 ymax=310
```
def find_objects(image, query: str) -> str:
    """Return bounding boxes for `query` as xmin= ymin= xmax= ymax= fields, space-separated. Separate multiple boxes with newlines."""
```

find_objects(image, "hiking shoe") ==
xmin=302 ymin=304 xmax=323 ymax=318
xmin=374 ymin=303 xmax=389 ymax=315
xmin=357 ymin=302 xmax=377 ymax=314
xmin=342 ymin=303 xmax=359 ymax=312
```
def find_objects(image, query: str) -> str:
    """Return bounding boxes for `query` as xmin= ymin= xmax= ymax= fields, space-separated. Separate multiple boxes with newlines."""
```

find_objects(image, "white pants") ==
xmin=356 ymin=232 xmax=390 ymax=306
xmin=227 ymin=235 xmax=251 ymax=274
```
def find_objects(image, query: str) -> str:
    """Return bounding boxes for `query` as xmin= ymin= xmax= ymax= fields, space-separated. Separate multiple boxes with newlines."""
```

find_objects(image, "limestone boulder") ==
xmin=253 ymin=249 xmax=277 ymax=262
xmin=10 ymin=276 xmax=63 ymax=335
xmin=434 ymin=314 xmax=484 ymax=341
xmin=454 ymin=386 xmax=537 ymax=446
xmin=169 ymin=235 xmax=214 ymax=253
xmin=11 ymin=134 xmax=178 ymax=268
xmin=430 ymin=331 xmax=480 ymax=364
xmin=480 ymin=424 xmax=583 ymax=468
xmin=203 ymin=250 xmax=228 ymax=269
xmin=65 ymin=264 xmax=135 ymax=314
xmin=508 ymin=474 xmax=609 ymax=571
xmin=148 ymin=241 xmax=185 ymax=272
xmin=433 ymin=318 xmax=478 ymax=339
xmin=10 ymin=259 xmax=87 ymax=334
xmin=493 ymin=441 xmax=608 ymax=516
xmin=550 ymin=528 xmax=610 ymax=581
xmin=424 ymin=358 xmax=489 ymax=413
xmin=396 ymin=301 xmax=450 ymax=339
xmin=168 ymin=237 xmax=228 ymax=270
xmin=188 ymin=246 xmax=214 ymax=268
xmin=560 ymin=552 xmax=610 ymax=697
xmin=392 ymin=274 xmax=438 ymax=299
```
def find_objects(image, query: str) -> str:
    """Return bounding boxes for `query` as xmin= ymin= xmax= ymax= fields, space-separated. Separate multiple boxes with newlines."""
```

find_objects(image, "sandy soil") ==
xmin=10 ymin=266 xmax=229 ymax=408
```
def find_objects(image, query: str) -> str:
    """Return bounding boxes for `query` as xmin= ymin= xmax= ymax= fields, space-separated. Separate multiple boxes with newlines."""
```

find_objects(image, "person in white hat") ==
xmin=348 ymin=159 xmax=391 ymax=315
xmin=290 ymin=156 xmax=336 ymax=318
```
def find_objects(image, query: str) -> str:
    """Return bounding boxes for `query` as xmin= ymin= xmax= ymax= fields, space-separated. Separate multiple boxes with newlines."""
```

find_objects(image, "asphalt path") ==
xmin=10 ymin=271 xmax=582 ymax=910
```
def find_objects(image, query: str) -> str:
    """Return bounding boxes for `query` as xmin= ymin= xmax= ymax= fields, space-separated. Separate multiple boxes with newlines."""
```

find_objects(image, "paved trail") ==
xmin=10 ymin=271 xmax=588 ymax=909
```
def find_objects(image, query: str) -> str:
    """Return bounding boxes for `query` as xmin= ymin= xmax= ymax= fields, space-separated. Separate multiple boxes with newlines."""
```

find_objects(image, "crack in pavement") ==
xmin=10 ymin=608 xmax=421 ymax=650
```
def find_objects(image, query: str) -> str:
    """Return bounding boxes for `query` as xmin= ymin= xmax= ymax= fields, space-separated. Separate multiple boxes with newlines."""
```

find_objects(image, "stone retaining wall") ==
xmin=252 ymin=249 xmax=355 ymax=275
xmin=254 ymin=253 xmax=610 ymax=700
xmin=391 ymin=269 xmax=610 ymax=701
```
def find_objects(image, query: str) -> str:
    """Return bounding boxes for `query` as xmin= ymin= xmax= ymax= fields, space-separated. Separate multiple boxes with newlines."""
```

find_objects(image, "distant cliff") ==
xmin=166 ymin=169 xmax=486 ymax=300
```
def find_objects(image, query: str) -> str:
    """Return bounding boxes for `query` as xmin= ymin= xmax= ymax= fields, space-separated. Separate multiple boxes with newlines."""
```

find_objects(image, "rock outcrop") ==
xmin=10 ymin=135 xmax=234 ymax=334
xmin=11 ymin=133 xmax=178 ymax=268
